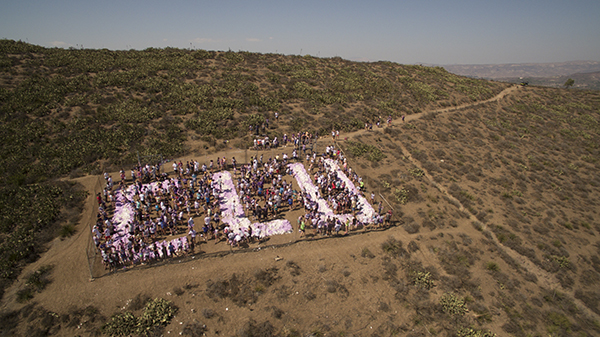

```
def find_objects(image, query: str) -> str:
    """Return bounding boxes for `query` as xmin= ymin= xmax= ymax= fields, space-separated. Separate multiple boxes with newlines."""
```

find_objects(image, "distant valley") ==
xmin=441 ymin=60 xmax=600 ymax=90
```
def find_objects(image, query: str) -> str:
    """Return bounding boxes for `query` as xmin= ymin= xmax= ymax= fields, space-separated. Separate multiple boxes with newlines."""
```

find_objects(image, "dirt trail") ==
xmin=407 ymin=84 xmax=519 ymax=120
xmin=338 ymin=85 xmax=519 ymax=141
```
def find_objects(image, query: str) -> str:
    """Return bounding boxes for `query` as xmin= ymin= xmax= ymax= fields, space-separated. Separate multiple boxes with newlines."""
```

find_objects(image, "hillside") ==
xmin=1 ymin=40 xmax=600 ymax=337
xmin=0 ymin=40 xmax=505 ymax=182
xmin=0 ymin=39 xmax=506 ymax=294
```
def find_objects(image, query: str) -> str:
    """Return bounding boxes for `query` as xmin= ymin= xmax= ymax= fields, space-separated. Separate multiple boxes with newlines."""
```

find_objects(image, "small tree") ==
xmin=564 ymin=78 xmax=575 ymax=89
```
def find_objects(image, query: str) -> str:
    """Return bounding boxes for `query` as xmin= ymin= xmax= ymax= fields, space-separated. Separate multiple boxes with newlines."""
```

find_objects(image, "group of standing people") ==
xmin=296 ymin=150 xmax=393 ymax=238
xmin=94 ymin=159 xmax=246 ymax=270
xmin=92 ymin=130 xmax=395 ymax=272
xmin=253 ymin=131 xmax=318 ymax=150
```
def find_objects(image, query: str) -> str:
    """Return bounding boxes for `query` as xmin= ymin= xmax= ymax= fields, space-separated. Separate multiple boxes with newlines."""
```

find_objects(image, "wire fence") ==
xmin=86 ymin=175 xmax=104 ymax=280
xmin=86 ymin=138 xmax=399 ymax=279
xmin=329 ymin=139 xmax=400 ymax=226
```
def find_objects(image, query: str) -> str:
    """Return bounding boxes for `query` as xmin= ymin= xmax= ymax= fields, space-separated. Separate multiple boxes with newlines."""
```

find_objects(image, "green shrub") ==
xmin=546 ymin=311 xmax=571 ymax=334
xmin=59 ymin=223 xmax=76 ymax=238
xmin=440 ymin=292 xmax=468 ymax=316
xmin=485 ymin=262 xmax=499 ymax=272
xmin=409 ymin=168 xmax=424 ymax=178
xmin=138 ymin=298 xmax=178 ymax=335
xmin=102 ymin=312 xmax=138 ymax=337
xmin=456 ymin=327 xmax=496 ymax=337
xmin=345 ymin=142 xmax=386 ymax=162
xmin=102 ymin=298 xmax=177 ymax=336
xmin=412 ymin=271 xmax=434 ymax=289
xmin=551 ymin=255 xmax=570 ymax=268
xmin=393 ymin=188 xmax=409 ymax=204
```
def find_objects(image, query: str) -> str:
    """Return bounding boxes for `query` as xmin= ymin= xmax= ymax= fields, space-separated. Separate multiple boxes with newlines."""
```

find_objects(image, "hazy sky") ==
xmin=1 ymin=0 xmax=599 ymax=65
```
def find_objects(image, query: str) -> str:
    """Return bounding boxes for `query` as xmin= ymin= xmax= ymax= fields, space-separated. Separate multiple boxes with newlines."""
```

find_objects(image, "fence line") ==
xmin=330 ymin=139 xmax=400 ymax=225
xmin=95 ymin=220 xmax=397 ymax=279
xmin=379 ymin=193 xmax=395 ymax=211
xmin=87 ymin=139 xmax=401 ymax=278
xmin=86 ymin=175 xmax=104 ymax=280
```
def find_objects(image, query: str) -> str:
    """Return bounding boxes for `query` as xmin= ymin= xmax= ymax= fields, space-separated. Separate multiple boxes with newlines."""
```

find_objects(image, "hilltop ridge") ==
xmin=0 ymin=39 xmax=507 ymax=185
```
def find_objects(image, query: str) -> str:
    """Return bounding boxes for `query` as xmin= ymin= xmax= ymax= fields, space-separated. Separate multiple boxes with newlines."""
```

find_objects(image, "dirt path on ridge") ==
xmin=331 ymin=85 xmax=520 ymax=142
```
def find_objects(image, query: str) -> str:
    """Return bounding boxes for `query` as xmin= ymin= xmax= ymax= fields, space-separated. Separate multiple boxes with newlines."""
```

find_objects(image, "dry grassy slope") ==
xmin=0 ymin=40 xmax=508 ymax=175
xmin=339 ymin=85 xmax=600 ymax=336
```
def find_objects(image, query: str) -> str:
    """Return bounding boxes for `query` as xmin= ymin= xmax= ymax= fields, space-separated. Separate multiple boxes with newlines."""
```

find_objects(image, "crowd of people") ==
xmin=253 ymin=131 xmax=318 ymax=150
xmin=92 ymin=136 xmax=393 ymax=272
xmin=94 ymin=163 xmax=222 ymax=271
xmin=94 ymin=154 xmax=298 ymax=271
xmin=292 ymin=150 xmax=393 ymax=238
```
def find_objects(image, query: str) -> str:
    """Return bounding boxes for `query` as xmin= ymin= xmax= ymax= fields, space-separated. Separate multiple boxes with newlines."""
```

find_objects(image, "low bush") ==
xmin=182 ymin=320 xmax=207 ymax=337
xmin=202 ymin=308 xmax=214 ymax=319
xmin=381 ymin=237 xmax=408 ymax=258
xmin=102 ymin=298 xmax=177 ymax=336
xmin=456 ymin=327 xmax=496 ymax=337
xmin=485 ymin=262 xmax=499 ymax=272
xmin=206 ymin=274 xmax=257 ymax=306
xmin=403 ymin=222 xmax=420 ymax=234
xmin=360 ymin=247 xmax=375 ymax=259
xmin=254 ymin=267 xmax=279 ymax=287
xmin=408 ymin=241 xmax=420 ymax=252
xmin=286 ymin=260 xmax=302 ymax=276
xmin=237 ymin=319 xmax=276 ymax=337
xmin=16 ymin=265 xmax=53 ymax=303
xmin=58 ymin=223 xmax=76 ymax=238
xmin=440 ymin=292 xmax=468 ymax=316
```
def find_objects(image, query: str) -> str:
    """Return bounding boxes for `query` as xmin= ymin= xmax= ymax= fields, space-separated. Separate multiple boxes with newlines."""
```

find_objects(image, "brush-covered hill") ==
xmin=0 ymin=39 xmax=505 ymax=297
xmin=0 ymin=39 xmax=506 ymax=181
xmin=2 ymin=40 xmax=600 ymax=337
xmin=344 ymin=85 xmax=600 ymax=336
